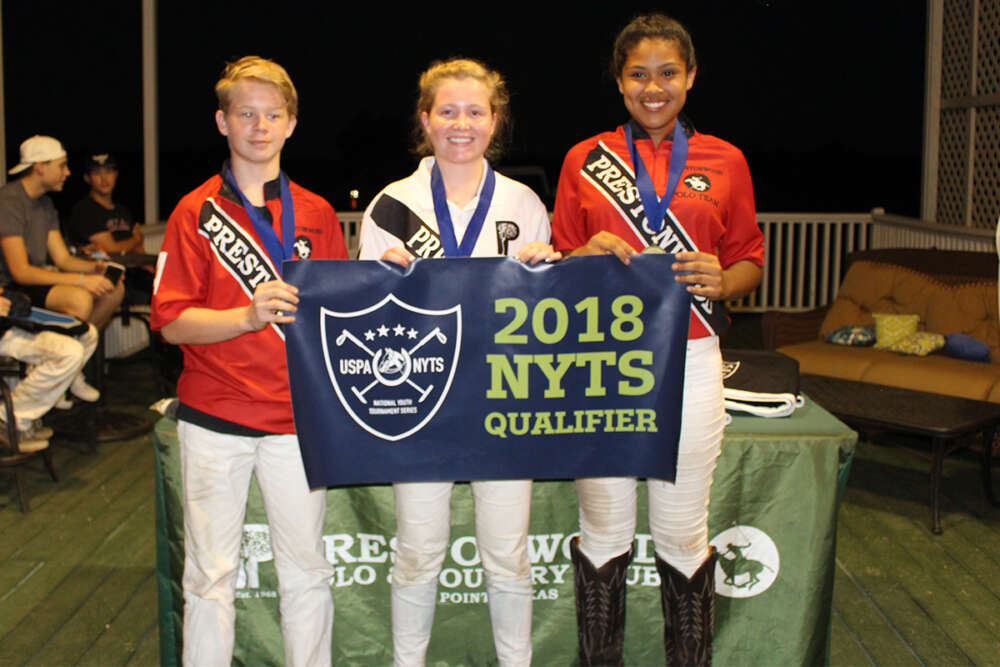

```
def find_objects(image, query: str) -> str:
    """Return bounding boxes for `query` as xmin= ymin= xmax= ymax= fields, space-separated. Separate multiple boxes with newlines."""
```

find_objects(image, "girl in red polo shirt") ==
xmin=551 ymin=14 xmax=765 ymax=666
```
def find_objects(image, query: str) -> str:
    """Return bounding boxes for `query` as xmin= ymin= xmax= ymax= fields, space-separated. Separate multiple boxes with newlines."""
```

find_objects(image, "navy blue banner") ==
xmin=284 ymin=255 xmax=690 ymax=487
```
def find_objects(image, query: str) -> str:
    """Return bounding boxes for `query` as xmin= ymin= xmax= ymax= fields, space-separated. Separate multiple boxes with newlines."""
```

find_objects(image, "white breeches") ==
xmin=576 ymin=336 xmax=725 ymax=578
xmin=178 ymin=421 xmax=334 ymax=667
xmin=391 ymin=479 xmax=533 ymax=667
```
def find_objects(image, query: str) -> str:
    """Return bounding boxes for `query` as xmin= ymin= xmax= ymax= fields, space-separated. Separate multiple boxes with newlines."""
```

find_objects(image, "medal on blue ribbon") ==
xmin=625 ymin=120 xmax=688 ymax=233
xmin=430 ymin=160 xmax=496 ymax=258
xmin=223 ymin=162 xmax=296 ymax=275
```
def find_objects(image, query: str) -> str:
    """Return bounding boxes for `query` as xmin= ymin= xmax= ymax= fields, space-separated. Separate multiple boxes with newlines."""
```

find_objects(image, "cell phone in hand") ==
xmin=104 ymin=261 xmax=125 ymax=284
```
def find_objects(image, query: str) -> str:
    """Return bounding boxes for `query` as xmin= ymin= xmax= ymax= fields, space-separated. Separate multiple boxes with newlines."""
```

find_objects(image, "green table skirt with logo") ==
xmin=154 ymin=397 xmax=856 ymax=666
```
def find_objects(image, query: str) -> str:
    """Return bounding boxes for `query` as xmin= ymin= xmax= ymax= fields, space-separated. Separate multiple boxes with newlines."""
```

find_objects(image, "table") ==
xmin=154 ymin=398 xmax=856 ymax=666
xmin=800 ymin=374 xmax=1000 ymax=534
xmin=108 ymin=251 xmax=158 ymax=268
xmin=92 ymin=251 xmax=159 ymax=441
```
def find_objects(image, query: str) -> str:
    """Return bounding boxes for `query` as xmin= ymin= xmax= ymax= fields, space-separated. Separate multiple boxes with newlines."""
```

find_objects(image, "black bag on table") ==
xmin=721 ymin=349 xmax=804 ymax=418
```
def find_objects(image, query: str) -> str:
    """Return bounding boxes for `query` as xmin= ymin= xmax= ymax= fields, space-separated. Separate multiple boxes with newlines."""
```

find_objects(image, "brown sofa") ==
xmin=763 ymin=248 xmax=1000 ymax=403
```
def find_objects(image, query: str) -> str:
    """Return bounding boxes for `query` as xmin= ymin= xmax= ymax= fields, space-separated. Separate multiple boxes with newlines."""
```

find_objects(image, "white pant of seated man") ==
xmin=0 ymin=324 xmax=98 ymax=430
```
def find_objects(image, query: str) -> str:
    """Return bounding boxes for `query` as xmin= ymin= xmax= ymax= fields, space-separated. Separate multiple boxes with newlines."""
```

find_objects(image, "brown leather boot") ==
xmin=655 ymin=548 xmax=717 ymax=666
xmin=570 ymin=536 xmax=633 ymax=667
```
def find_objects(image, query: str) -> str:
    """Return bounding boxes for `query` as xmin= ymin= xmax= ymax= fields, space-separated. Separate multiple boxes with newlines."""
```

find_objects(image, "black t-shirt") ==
xmin=69 ymin=196 xmax=135 ymax=247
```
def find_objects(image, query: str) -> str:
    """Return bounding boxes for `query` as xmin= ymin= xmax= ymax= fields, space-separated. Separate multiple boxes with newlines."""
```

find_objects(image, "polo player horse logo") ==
xmin=718 ymin=542 xmax=774 ymax=590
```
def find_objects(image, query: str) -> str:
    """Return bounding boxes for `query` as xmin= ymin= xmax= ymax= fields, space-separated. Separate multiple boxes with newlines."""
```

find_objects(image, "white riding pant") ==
xmin=392 ymin=479 xmax=533 ymax=667
xmin=576 ymin=336 xmax=725 ymax=578
xmin=0 ymin=324 xmax=97 ymax=429
xmin=177 ymin=421 xmax=334 ymax=667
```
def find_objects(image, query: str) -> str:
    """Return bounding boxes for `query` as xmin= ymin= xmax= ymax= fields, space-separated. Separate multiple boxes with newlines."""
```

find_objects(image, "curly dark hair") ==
xmin=611 ymin=14 xmax=697 ymax=80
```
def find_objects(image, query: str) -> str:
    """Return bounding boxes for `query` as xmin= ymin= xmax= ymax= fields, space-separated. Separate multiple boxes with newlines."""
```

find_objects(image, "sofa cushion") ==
xmin=820 ymin=262 xmax=943 ymax=338
xmin=856 ymin=352 xmax=1000 ymax=401
xmin=778 ymin=341 xmax=881 ymax=380
xmin=925 ymin=281 xmax=999 ymax=361
xmin=779 ymin=340 xmax=1000 ymax=403
xmin=821 ymin=261 xmax=999 ymax=358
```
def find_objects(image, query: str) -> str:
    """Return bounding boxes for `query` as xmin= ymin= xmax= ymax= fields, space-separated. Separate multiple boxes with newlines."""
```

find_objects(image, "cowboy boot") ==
xmin=570 ymin=536 xmax=633 ymax=666
xmin=655 ymin=548 xmax=717 ymax=667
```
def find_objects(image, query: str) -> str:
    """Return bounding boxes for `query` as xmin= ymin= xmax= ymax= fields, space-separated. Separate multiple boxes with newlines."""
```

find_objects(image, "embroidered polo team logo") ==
xmin=321 ymin=294 xmax=462 ymax=441
xmin=684 ymin=174 xmax=711 ymax=192
xmin=495 ymin=221 xmax=520 ymax=256
xmin=293 ymin=235 xmax=313 ymax=259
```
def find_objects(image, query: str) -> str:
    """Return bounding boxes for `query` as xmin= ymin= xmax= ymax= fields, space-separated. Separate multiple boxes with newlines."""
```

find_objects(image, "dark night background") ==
xmin=2 ymin=2 xmax=926 ymax=222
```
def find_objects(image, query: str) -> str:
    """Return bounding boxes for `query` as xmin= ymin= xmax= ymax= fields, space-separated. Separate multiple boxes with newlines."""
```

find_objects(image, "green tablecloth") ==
xmin=154 ymin=397 xmax=855 ymax=666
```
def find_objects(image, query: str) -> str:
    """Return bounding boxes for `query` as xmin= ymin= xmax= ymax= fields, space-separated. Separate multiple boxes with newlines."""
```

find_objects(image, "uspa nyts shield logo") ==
xmin=321 ymin=294 xmax=461 ymax=441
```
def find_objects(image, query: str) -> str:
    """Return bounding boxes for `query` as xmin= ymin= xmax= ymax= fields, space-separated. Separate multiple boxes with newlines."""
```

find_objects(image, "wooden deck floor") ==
xmin=2 ymin=360 xmax=1000 ymax=666
xmin=0 ymin=360 xmax=161 ymax=667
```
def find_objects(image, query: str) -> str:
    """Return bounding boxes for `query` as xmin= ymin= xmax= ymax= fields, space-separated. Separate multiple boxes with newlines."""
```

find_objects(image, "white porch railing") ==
xmin=742 ymin=213 xmax=873 ymax=312
xmin=340 ymin=211 xmax=362 ymax=258
xmin=869 ymin=211 xmax=995 ymax=252
xmin=139 ymin=209 xmax=997 ymax=317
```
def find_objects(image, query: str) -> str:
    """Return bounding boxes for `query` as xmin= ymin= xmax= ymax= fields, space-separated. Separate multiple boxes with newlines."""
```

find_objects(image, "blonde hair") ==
xmin=215 ymin=56 xmax=299 ymax=116
xmin=413 ymin=58 xmax=510 ymax=161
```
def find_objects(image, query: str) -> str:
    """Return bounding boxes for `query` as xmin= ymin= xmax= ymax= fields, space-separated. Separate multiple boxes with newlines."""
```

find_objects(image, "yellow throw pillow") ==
xmin=885 ymin=331 xmax=946 ymax=357
xmin=872 ymin=313 xmax=919 ymax=350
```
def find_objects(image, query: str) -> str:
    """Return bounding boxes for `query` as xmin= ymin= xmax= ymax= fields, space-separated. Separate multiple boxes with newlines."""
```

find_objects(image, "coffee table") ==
xmin=800 ymin=374 xmax=1000 ymax=534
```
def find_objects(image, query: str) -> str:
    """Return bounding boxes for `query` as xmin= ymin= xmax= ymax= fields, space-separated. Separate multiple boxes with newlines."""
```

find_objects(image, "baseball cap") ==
xmin=8 ymin=135 xmax=66 ymax=175
xmin=83 ymin=153 xmax=119 ymax=174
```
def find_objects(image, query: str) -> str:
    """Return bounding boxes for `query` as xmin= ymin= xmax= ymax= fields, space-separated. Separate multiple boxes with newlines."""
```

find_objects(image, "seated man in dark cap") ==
xmin=69 ymin=153 xmax=144 ymax=255
xmin=70 ymin=153 xmax=152 ymax=300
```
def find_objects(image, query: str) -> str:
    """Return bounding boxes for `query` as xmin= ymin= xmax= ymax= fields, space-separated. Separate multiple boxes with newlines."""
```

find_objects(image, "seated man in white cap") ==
xmin=0 ymin=136 xmax=124 ymax=333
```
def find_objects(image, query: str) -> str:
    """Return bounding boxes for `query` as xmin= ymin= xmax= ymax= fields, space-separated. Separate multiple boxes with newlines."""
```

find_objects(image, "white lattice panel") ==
xmin=977 ymin=0 xmax=1000 ymax=95
xmin=974 ymin=104 xmax=1000 ymax=229
xmin=942 ymin=0 xmax=973 ymax=98
xmin=937 ymin=108 xmax=969 ymax=224
xmin=934 ymin=0 xmax=1000 ymax=230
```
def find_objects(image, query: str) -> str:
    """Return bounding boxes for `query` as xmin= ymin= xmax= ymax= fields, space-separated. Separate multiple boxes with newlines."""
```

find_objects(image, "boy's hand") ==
xmin=246 ymin=280 xmax=299 ymax=331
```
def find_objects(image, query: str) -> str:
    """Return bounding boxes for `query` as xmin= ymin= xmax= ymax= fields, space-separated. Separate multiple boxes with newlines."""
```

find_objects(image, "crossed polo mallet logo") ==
xmin=335 ymin=326 xmax=447 ymax=404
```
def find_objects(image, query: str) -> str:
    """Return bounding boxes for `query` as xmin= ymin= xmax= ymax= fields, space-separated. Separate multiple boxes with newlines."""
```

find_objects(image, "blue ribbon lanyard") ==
xmin=625 ymin=120 xmax=688 ymax=233
xmin=430 ymin=160 xmax=496 ymax=258
xmin=223 ymin=163 xmax=296 ymax=276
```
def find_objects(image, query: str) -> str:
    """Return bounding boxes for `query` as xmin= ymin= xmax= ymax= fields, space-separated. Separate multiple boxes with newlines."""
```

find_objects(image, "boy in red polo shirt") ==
xmin=152 ymin=56 xmax=347 ymax=666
